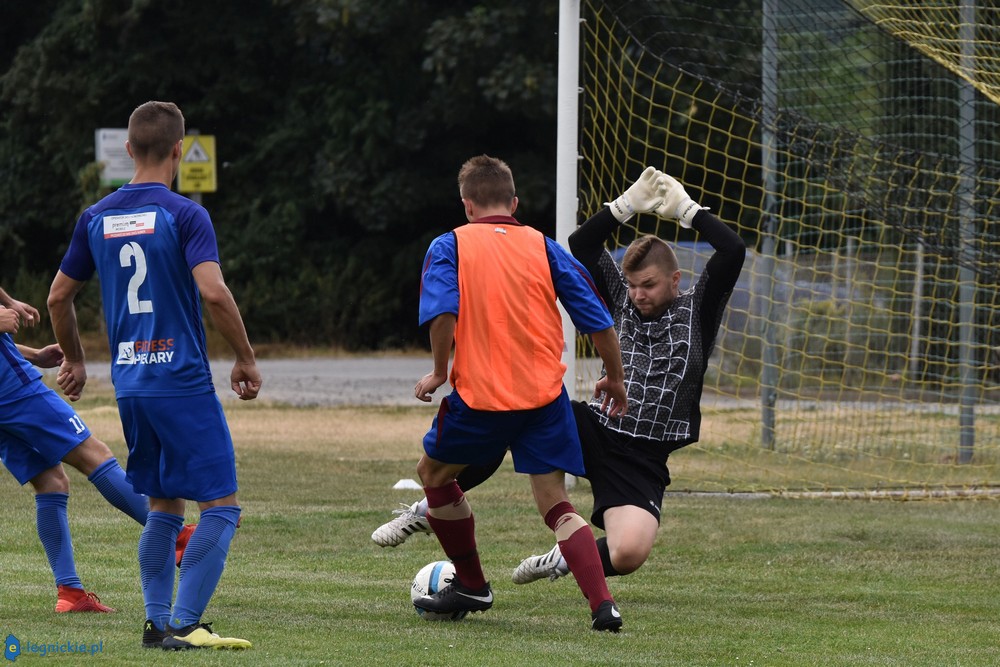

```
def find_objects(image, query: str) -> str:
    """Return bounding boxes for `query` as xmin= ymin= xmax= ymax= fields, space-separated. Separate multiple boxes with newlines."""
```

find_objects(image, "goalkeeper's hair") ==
xmin=458 ymin=154 xmax=516 ymax=207
xmin=128 ymin=100 xmax=185 ymax=163
xmin=622 ymin=235 xmax=679 ymax=275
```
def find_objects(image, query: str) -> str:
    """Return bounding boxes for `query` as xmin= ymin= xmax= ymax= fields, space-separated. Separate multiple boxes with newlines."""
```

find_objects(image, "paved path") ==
xmin=83 ymin=356 xmax=432 ymax=407
xmin=220 ymin=357 xmax=431 ymax=406
xmin=78 ymin=356 xmax=763 ymax=411
xmin=84 ymin=356 xmax=688 ymax=409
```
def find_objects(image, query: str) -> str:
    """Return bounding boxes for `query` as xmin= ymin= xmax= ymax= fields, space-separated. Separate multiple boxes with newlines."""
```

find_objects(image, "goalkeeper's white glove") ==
xmin=605 ymin=166 xmax=667 ymax=223
xmin=654 ymin=173 xmax=707 ymax=228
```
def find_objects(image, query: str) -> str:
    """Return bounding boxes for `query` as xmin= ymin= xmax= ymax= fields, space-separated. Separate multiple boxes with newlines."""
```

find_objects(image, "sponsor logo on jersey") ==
xmin=103 ymin=211 xmax=156 ymax=239
xmin=116 ymin=338 xmax=176 ymax=365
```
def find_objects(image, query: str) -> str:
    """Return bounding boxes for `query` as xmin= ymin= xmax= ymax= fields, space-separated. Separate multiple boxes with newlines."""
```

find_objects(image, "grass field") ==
xmin=1 ymin=390 xmax=999 ymax=666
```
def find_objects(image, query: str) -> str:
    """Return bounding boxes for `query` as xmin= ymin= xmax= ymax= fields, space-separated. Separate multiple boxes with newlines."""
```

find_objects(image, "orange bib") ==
xmin=451 ymin=222 xmax=566 ymax=411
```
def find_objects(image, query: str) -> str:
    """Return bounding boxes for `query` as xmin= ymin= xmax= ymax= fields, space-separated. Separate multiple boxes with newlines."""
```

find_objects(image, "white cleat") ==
xmin=512 ymin=543 xmax=569 ymax=584
xmin=371 ymin=502 xmax=432 ymax=547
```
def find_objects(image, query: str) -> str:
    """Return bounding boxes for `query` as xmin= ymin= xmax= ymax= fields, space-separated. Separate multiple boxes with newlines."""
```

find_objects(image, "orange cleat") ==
xmin=55 ymin=585 xmax=115 ymax=613
xmin=176 ymin=524 xmax=197 ymax=567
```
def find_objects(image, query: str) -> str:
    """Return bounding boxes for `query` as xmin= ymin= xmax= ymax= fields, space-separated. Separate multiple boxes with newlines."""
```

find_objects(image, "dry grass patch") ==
xmin=225 ymin=405 xmax=437 ymax=459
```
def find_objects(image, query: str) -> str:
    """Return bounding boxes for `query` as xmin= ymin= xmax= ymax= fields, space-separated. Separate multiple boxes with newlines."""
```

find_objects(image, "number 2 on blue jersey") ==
xmin=120 ymin=241 xmax=153 ymax=314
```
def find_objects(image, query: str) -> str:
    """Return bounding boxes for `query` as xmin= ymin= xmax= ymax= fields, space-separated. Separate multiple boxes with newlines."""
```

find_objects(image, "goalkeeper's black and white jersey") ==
xmin=569 ymin=207 xmax=745 ymax=449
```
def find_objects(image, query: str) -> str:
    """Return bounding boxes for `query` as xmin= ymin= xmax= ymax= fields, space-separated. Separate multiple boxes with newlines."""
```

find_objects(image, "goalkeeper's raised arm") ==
xmin=653 ymin=170 xmax=746 ymax=326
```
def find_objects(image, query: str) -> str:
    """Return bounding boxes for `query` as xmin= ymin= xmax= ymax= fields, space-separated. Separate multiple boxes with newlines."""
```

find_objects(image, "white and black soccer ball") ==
xmin=410 ymin=560 xmax=468 ymax=622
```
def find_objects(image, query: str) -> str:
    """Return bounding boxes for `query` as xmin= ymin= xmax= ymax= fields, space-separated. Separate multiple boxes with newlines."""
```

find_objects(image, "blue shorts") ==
xmin=118 ymin=393 xmax=237 ymax=502
xmin=0 ymin=382 xmax=91 ymax=485
xmin=423 ymin=387 xmax=584 ymax=476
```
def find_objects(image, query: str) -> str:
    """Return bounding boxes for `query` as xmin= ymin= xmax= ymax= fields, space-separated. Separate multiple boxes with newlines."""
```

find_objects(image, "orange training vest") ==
xmin=451 ymin=220 xmax=566 ymax=411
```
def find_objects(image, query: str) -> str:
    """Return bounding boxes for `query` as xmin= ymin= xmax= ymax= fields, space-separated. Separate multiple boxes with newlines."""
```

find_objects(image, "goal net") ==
xmin=574 ymin=0 xmax=1000 ymax=496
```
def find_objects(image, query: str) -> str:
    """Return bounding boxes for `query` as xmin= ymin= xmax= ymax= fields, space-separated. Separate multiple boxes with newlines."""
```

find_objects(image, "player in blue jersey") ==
xmin=408 ymin=155 xmax=629 ymax=632
xmin=48 ymin=101 xmax=260 ymax=651
xmin=0 ymin=290 xmax=150 ymax=613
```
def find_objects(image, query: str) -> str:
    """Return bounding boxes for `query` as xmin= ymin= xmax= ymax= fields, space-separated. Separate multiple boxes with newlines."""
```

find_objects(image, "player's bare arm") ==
xmin=192 ymin=261 xmax=261 ymax=400
xmin=416 ymin=313 xmax=455 ymax=402
xmin=16 ymin=343 xmax=65 ymax=369
xmin=588 ymin=326 xmax=628 ymax=417
xmin=47 ymin=271 xmax=89 ymax=401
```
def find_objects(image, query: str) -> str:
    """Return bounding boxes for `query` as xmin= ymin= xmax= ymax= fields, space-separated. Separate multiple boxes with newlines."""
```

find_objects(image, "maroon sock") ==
xmin=545 ymin=501 xmax=612 ymax=613
xmin=424 ymin=482 xmax=487 ymax=590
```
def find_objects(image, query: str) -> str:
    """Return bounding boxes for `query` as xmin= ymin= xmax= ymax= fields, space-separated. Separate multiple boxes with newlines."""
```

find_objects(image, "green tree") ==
xmin=0 ymin=0 xmax=560 ymax=349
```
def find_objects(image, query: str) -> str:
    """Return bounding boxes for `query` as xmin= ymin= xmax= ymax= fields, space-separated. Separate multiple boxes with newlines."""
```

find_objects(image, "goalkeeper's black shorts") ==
xmin=572 ymin=400 xmax=673 ymax=530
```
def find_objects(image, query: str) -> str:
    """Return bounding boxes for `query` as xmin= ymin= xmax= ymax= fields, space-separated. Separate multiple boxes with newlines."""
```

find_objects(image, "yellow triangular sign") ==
xmin=183 ymin=138 xmax=211 ymax=163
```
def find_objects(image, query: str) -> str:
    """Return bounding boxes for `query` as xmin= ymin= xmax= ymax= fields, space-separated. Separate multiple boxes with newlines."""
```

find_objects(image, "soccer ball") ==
xmin=410 ymin=560 xmax=468 ymax=622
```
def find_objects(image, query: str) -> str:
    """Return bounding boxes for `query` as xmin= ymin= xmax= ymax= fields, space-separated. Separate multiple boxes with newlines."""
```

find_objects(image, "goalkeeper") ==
xmin=372 ymin=166 xmax=746 ymax=584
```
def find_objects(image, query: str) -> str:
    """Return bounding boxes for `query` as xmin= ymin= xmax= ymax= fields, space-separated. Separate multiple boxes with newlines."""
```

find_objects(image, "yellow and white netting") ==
xmin=575 ymin=0 xmax=1000 ymax=497
xmin=850 ymin=1 xmax=1000 ymax=108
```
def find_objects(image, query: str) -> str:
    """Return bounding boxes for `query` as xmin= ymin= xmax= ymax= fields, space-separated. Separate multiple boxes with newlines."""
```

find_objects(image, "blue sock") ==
xmin=169 ymin=506 xmax=241 ymax=630
xmin=87 ymin=458 xmax=148 ymax=525
xmin=139 ymin=511 xmax=183 ymax=631
xmin=35 ymin=493 xmax=82 ymax=589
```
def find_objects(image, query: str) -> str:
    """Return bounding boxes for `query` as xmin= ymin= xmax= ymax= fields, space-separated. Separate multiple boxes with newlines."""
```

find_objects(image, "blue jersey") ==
xmin=59 ymin=183 xmax=219 ymax=398
xmin=0 ymin=333 xmax=42 ymax=400
xmin=418 ymin=225 xmax=613 ymax=334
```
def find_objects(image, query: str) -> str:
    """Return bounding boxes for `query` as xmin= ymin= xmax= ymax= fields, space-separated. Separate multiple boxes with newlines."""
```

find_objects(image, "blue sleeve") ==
xmin=178 ymin=204 xmax=220 ymax=269
xmin=418 ymin=233 xmax=459 ymax=326
xmin=545 ymin=238 xmax=614 ymax=334
xmin=58 ymin=212 xmax=97 ymax=281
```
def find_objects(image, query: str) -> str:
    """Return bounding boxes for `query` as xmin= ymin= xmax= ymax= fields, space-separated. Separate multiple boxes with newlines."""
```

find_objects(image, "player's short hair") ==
xmin=622 ymin=235 xmax=679 ymax=275
xmin=128 ymin=101 xmax=185 ymax=163
xmin=458 ymin=155 xmax=516 ymax=207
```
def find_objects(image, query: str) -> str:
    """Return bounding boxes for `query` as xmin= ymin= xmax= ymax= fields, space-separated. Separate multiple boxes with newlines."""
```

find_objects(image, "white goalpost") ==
xmin=557 ymin=0 xmax=582 ymax=488
xmin=556 ymin=0 xmax=581 ymax=398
